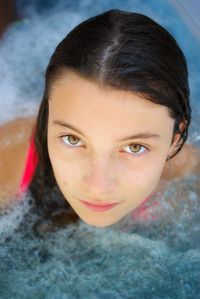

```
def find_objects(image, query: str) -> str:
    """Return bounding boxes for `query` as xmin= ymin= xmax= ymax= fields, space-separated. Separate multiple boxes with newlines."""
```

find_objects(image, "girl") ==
xmin=0 ymin=9 xmax=199 ymax=228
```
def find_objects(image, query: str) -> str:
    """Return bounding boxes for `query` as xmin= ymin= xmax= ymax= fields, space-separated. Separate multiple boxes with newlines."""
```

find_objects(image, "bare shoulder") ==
xmin=0 ymin=116 xmax=36 ymax=140
xmin=0 ymin=116 xmax=37 ymax=204
xmin=161 ymin=143 xmax=200 ymax=181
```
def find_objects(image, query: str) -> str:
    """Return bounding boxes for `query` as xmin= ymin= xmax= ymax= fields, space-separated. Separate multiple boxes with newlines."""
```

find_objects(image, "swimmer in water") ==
xmin=0 ymin=9 xmax=200 ymax=228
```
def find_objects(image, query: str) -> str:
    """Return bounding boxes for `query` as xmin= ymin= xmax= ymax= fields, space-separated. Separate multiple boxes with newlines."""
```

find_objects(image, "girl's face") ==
xmin=48 ymin=71 xmax=177 ymax=227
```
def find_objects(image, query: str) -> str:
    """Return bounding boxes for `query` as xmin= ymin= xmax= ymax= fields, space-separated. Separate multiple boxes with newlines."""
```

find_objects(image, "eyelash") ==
xmin=59 ymin=134 xmax=149 ymax=156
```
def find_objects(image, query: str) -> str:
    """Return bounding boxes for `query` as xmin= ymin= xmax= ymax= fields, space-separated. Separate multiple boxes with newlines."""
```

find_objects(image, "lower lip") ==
xmin=80 ymin=200 xmax=120 ymax=212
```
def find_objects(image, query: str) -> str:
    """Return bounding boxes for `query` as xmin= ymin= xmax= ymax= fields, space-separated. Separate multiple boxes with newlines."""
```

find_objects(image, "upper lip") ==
xmin=80 ymin=199 xmax=120 ymax=206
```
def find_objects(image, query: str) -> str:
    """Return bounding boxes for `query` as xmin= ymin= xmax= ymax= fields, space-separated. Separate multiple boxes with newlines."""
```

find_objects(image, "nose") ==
xmin=82 ymin=157 xmax=118 ymax=196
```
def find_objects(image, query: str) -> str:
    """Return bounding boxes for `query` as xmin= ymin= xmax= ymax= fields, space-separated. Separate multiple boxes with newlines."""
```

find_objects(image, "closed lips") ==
xmin=80 ymin=200 xmax=120 ymax=206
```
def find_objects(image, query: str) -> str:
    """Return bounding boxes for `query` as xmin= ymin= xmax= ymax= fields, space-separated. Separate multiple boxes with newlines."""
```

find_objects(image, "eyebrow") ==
xmin=53 ymin=120 xmax=161 ymax=141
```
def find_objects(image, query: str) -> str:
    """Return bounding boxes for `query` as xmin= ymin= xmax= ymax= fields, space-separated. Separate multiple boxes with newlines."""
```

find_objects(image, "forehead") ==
xmin=48 ymin=72 xmax=174 ymax=135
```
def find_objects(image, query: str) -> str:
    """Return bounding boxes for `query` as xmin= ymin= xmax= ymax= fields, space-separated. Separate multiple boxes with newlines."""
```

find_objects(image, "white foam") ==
xmin=0 ymin=193 xmax=32 ymax=241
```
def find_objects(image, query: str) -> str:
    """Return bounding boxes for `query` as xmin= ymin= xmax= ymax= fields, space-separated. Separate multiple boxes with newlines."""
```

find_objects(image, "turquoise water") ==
xmin=0 ymin=1 xmax=200 ymax=298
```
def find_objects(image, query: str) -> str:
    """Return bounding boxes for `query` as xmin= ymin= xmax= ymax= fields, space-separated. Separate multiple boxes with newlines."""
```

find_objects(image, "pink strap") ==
xmin=131 ymin=191 xmax=163 ymax=222
xmin=18 ymin=134 xmax=38 ymax=196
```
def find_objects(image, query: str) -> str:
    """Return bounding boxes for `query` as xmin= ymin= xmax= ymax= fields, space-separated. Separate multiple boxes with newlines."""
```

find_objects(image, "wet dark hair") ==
xmin=29 ymin=9 xmax=191 ymax=226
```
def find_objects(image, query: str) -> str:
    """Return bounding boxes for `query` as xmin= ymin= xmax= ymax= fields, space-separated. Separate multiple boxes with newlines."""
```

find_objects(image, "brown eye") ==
xmin=61 ymin=135 xmax=83 ymax=147
xmin=123 ymin=143 xmax=147 ymax=155
xmin=129 ymin=144 xmax=142 ymax=153
xmin=68 ymin=135 xmax=80 ymax=145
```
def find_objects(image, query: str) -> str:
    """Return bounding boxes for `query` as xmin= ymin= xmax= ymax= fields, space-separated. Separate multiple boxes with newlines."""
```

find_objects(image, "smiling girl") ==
xmin=0 ymin=9 xmax=199 ymax=228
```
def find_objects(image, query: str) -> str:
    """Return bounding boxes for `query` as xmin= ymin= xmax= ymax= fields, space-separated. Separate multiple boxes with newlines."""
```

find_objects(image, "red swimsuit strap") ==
xmin=18 ymin=132 xmax=38 ymax=196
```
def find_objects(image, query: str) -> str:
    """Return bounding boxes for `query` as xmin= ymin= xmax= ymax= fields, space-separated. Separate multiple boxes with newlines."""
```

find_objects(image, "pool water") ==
xmin=0 ymin=0 xmax=200 ymax=298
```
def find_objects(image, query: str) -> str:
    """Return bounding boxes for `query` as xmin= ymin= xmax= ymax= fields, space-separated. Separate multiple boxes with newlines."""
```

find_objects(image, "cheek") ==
xmin=49 ymin=150 xmax=81 ymax=184
xmin=47 ymin=137 xmax=78 ymax=185
xmin=124 ymin=157 xmax=166 ymax=194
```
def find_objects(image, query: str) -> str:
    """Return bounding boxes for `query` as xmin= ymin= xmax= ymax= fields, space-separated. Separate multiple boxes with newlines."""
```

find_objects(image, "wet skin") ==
xmin=47 ymin=71 xmax=185 ymax=227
